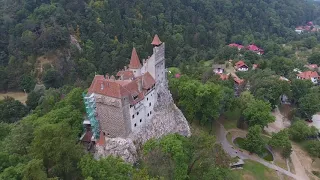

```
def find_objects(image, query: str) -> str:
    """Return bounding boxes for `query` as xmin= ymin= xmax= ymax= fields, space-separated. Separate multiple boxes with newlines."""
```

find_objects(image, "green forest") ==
xmin=1 ymin=0 xmax=320 ymax=92
xmin=2 ymin=0 xmax=320 ymax=179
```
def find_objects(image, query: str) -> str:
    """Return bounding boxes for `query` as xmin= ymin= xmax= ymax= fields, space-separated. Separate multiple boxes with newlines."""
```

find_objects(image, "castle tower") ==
xmin=129 ymin=48 xmax=142 ymax=77
xmin=152 ymin=35 xmax=166 ymax=84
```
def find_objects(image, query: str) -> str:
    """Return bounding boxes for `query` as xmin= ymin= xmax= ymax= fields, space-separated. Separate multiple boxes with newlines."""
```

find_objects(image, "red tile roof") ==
xmin=234 ymin=77 xmax=244 ymax=84
xmin=116 ymin=70 xmax=134 ymax=80
xmin=151 ymin=34 xmax=162 ymax=46
xmin=129 ymin=48 xmax=142 ymax=69
xmin=140 ymin=72 xmax=156 ymax=90
xmin=235 ymin=60 xmax=248 ymax=69
xmin=88 ymin=75 xmax=130 ymax=98
xmin=229 ymin=43 xmax=244 ymax=49
xmin=297 ymin=71 xmax=319 ymax=79
xmin=219 ymin=74 xmax=229 ymax=80
xmin=88 ymin=73 xmax=156 ymax=103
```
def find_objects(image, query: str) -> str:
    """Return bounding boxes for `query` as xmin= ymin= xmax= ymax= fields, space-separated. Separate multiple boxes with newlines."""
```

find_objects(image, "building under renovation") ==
xmin=81 ymin=35 xmax=167 ymax=145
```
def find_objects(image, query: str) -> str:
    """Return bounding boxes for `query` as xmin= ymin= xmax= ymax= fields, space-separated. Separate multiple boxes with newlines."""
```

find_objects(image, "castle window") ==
xmin=147 ymin=113 xmax=149 ymax=117
xmin=147 ymin=98 xmax=148 ymax=101
xmin=150 ymin=111 xmax=152 ymax=115
xmin=134 ymin=71 xmax=136 ymax=73
xmin=132 ymin=115 xmax=135 ymax=119
xmin=137 ymin=112 xmax=139 ymax=115
xmin=140 ymin=119 xmax=142 ymax=123
xmin=134 ymin=96 xmax=138 ymax=100
xmin=130 ymin=105 xmax=133 ymax=108
xmin=149 ymin=102 xmax=151 ymax=107
xmin=134 ymin=123 xmax=137 ymax=127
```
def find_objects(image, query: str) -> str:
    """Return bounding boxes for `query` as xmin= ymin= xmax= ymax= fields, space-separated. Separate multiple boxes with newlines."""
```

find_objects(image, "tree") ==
xmin=252 ymin=78 xmax=291 ymax=108
xmin=0 ymin=97 xmax=29 ymax=123
xmin=291 ymin=79 xmax=313 ymax=105
xmin=3 ymin=122 xmax=34 ymax=156
xmin=20 ymin=75 xmax=36 ymax=93
xmin=79 ymin=155 xmax=133 ymax=180
xmin=0 ymin=123 xmax=11 ymax=141
xmin=42 ymin=69 xmax=63 ymax=89
xmin=304 ymin=141 xmax=320 ymax=158
xmin=307 ymin=52 xmax=320 ymax=65
xmin=243 ymin=99 xmax=275 ymax=128
xmin=26 ymin=91 xmax=41 ymax=110
xmin=268 ymin=129 xmax=292 ymax=158
xmin=303 ymin=36 xmax=317 ymax=49
xmin=298 ymin=92 xmax=320 ymax=119
xmin=244 ymin=125 xmax=265 ymax=154
xmin=22 ymin=159 xmax=47 ymax=180
xmin=31 ymin=123 xmax=83 ymax=179
xmin=289 ymin=120 xmax=315 ymax=141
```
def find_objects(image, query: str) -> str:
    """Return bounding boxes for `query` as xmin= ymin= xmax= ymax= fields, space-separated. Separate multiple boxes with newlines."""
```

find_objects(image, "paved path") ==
xmin=216 ymin=123 xmax=299 ymax=180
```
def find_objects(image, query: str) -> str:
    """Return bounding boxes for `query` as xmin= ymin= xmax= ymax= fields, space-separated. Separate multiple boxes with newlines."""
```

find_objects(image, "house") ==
xmin=212 ymin=64 xmax=226 ymax=74
xmin=297 ymin=71 xmax=319 ymax=84
xmin=81 ymin=35 xmax=167 ymax=143
xmin=229 ymin=43 xmax=244 ymax=50
xmin=219 ymin=73 xmax=230 ymax=80
xmin=235 ymin=61 xmax=249 ymax=72
xmin=246 ymin=44 xmax=264 ymax=55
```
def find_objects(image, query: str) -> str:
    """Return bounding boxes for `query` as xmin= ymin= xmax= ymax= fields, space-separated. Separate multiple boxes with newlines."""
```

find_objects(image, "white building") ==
xmin=81 ymin=35 xmax=166 ymax=142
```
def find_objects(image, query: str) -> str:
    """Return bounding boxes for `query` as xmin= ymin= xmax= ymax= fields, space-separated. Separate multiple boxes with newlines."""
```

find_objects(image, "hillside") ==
xmin=0 ymin=0 xmax=319 ymax=92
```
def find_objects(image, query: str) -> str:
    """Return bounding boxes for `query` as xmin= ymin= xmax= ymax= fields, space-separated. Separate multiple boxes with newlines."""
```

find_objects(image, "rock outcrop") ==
xmin=94 ymin=82 xmax=191 ymax=163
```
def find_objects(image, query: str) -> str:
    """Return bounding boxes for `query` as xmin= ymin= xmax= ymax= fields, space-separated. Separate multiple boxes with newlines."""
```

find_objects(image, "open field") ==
xmin=0 ymin=92 xmax=28 ymax=104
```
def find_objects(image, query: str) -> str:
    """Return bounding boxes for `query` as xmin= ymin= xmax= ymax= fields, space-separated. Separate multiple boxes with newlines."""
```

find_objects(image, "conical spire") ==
xmin=151 ymin=34 xmax=162 ymax=46
xmin=129 ymin=48 xmax=141 ymax=69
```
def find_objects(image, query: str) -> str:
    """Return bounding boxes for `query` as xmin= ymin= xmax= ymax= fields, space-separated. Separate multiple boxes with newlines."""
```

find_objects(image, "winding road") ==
xmin=216 ymin=123 xmax=300 ymax=180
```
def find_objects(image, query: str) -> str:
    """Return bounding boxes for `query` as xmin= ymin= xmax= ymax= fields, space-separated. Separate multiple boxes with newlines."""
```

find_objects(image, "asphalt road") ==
xmin=216 ymin=123 xmax=300 ymax=180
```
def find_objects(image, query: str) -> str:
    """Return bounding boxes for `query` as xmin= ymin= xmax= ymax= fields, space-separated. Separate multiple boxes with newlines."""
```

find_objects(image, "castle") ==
xmin=81 ymin=35 xmax=166 ymax=144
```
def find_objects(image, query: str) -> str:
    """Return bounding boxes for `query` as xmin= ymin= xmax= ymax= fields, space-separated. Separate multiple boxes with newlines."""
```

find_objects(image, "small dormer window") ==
xmin=100 ymin=83 xmax=104 ymax=90
xmin=137 ymin=112 xmax=139 ymax=115
xmin=134 ymin=96 xmax=138 ymax=100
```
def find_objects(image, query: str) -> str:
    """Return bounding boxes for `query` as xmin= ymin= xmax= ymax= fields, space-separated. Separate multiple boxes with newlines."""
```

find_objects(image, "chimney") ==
xmin=120 ymin=74 xmax=124 ymax=80
xmin=143 ymin=59 xmax=146 ymax=65
xmin=105 ymin=74 xmax=109 ymax=79
xmin=110 ymin=75 xmax=115 ymax=81
xmin=124 ymin=66 xmax=127 ymax=70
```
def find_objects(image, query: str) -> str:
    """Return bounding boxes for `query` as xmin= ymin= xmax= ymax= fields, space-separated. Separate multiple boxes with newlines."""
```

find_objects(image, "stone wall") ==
xmin=95 ymin=94 xmax=130 ymax=138
xmin=94 ymin=83 xmax=191 ymax=163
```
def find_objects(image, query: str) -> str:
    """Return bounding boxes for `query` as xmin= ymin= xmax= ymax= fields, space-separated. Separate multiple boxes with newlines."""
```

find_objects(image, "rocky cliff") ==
xmin=94 ymin=83 xmax=191 ymax=163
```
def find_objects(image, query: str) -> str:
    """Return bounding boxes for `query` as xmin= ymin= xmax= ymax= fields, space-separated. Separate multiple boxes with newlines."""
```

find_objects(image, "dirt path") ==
xmin=265 ymin=107 xmax=312 ymax=180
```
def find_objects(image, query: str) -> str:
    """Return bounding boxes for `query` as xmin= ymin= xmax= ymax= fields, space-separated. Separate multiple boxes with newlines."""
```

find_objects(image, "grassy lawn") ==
xmin=0 ymin=92 xmax=28 ymax=104
xmin=232 ymin=160 xmax=279 ymax=180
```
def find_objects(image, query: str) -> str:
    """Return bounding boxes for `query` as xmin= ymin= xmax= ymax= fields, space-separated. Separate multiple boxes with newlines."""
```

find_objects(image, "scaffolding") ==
xmin=83 ymin=92 xmax=100 ymax=139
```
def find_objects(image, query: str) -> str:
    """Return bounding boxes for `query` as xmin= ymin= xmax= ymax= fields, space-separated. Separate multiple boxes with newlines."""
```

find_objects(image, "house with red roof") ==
xmin=246 ymin=44 xmax=264 ymax=55
xmin=229 ymin=43 xmax=244 ymax=50
xmin=81 ymin=35 xmax=167 ymax=143
xmin=235 ymin=60 xmax=249 ymax=72
xmin=297 ymin=71 xmax=319 ymax=84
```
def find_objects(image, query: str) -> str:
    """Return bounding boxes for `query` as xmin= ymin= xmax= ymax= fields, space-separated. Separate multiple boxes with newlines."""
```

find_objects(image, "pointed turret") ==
xmin=151 ymin=34 xmax=162 ymax=46
xmin=129 ymin=48 xmax=142 ymax=69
